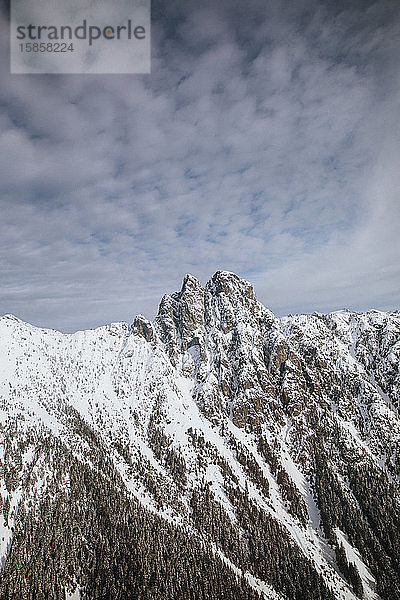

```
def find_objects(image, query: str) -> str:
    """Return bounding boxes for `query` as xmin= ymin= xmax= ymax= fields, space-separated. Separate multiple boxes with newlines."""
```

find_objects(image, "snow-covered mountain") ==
xmin=1 ymin=271 xmax=399 ymax=600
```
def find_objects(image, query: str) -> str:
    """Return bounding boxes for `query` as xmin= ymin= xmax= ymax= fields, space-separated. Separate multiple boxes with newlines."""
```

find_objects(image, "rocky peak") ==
xmin=206 ymin=270 xmax=256 ymax=301
xmin=155 ymin=271 xmax=277 ymax=359
xmin=155 ymin=271 xmax=267 ymax=360
xmin=155 ymin=274 xmax=205 ymax=365
xmin=176 ymin=273 xmax=205 ymax=332
xmin=132 ymin=314 xmax=154 ymax=342
xmin=153 ymin=272 xmax=280 ymax=425
xmin=180 ymin=273 xmax=203 ymax=295
xmin=204 ymin=270 xmax=273 ymax=333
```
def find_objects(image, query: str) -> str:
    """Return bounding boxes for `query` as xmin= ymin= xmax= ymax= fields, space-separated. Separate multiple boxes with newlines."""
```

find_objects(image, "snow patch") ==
xmin=335 ymin=528 xmax=379 ymax=600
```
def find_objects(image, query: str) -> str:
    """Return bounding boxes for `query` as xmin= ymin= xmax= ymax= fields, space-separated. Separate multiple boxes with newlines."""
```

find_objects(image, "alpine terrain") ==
xmin=1 ymin=271 xmax=400 ymax=600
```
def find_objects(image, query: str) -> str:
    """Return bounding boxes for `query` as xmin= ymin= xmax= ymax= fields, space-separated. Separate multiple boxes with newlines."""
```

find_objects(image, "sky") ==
xmin=0 ymin=0 xmax=399 ymax=332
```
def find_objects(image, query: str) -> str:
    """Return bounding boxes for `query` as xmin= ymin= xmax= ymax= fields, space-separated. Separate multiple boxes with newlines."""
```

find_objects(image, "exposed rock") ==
xmin=132 ymin=314 xmax=154 ymax=342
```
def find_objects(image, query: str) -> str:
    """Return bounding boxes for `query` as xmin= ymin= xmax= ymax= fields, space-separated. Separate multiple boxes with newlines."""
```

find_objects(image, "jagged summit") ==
xmin=156 ymin=270 xmax=264 ymax=331
xmin=154 ymin=271 xmax=274 ymax=376
xmin=164 ymin=270 xmax=256 ymax=301
xmin=207 ymin=270 xmax=256 ymax=299
xmin=181 ymin=272 xmax=202 ymax=292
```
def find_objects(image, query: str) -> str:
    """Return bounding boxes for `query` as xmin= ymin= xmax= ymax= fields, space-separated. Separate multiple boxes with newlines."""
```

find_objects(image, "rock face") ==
xmin=0 ymin=273 xmax=400 ymax=600
xmin=156 ymin=271 xmax=278 ymax=426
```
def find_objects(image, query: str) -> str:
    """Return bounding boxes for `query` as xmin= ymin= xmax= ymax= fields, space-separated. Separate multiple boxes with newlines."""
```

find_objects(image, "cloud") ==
xmin=0 ymin=0 xmax=399 ymax=331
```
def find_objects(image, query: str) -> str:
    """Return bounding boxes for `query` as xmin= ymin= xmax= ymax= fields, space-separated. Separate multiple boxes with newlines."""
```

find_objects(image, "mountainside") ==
xmin=1 ymin=271 xmax=400 ymax=600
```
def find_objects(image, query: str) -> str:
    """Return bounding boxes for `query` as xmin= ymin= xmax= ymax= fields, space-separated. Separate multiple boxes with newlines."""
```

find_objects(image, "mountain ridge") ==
xmin=1 ymin=272 xmax=400 ymax=599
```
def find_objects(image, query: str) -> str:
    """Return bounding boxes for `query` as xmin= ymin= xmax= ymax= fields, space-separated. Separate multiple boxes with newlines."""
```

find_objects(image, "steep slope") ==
xmin=0 ymin=272 xmax=399 ymax=600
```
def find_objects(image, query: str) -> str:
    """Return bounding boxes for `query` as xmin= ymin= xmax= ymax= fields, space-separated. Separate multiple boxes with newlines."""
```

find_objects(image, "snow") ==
xmin=65 ymin=584 xmax=81 ymax=599
xmin=0 ymin=517 xmax=13 ymax=570
xmin=214 ymin=545 xmax=284 ymax=600
xmin=335 ymin=528 xmax=379 ymax=600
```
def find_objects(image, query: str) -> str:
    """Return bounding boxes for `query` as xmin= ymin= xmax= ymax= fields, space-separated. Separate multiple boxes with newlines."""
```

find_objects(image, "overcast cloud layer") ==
xmin=1 ymin=0 xmax=399 ymax=331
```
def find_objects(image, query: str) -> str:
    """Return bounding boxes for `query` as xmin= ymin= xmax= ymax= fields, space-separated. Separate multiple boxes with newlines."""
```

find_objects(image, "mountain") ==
xmin=0 ymin=271 xmax=400 ymax=600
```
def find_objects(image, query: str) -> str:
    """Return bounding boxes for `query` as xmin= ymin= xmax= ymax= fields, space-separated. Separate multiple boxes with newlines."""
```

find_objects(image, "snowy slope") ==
xmin=1 ymin=272 xmax=400 ymax=600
